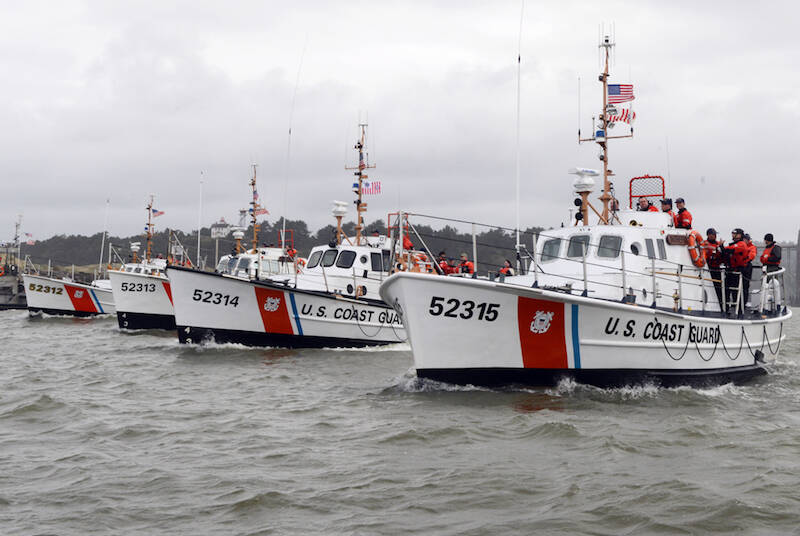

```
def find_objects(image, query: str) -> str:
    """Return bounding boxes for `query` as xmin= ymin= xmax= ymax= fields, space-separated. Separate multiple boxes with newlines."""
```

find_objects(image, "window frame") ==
xmin=566 ymin=235 xmax=591 ymax=258
xmin=335 ymin=250 xmax=357 ymax=269
xmin=540 ymin=238 xmax=562 ymax=262
xmin=597 ymin=235 xmax=623 ymax=259
xmin=321 ymin=249 xmax=339 ymax=267
xmin=306 ymin=250 xmax=322 ymax=269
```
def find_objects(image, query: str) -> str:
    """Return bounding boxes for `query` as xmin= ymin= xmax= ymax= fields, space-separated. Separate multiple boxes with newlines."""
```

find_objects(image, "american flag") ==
xmin=607 ymin=107 xmax=636 ymax=124
xmin=362 ymin=181 xmax=382 ymax=195
xmin=24 ymin=232 xmax=35 ymax=246
xmin=607 ymin=84 xmax=635 ymax=104
xmin=358 ymin=152 xmax=366 ymax=171
xmin=253 ymin=190 xmax=259 ymax=201
xmin=152 ymin=208 xmax=165 ymax=217
xmin=253 ymin=207 xmax=269 ymax=216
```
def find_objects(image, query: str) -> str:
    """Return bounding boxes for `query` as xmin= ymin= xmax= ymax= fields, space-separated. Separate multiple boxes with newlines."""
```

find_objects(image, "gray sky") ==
xmin=3 ymin=0 xmax=799 ymax=243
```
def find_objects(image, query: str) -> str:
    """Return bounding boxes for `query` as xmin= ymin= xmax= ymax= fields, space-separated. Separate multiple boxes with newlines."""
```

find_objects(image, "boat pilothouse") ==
xmin=380 ymin=33 xmax=791 ymax=388
xmin=167 ymin=123 xmax=413 ymax=348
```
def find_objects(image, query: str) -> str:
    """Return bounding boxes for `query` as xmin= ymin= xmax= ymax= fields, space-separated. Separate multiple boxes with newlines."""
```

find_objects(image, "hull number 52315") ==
xmin=428 ymin=296 xmax=499 ymax=321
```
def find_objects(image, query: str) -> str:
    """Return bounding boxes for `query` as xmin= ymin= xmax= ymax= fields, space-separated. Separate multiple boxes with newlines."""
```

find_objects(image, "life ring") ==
xmin=687 ymin=230 xmax=705 ymax=268
xmin=295 ymin=258 xmax=306 ymax=273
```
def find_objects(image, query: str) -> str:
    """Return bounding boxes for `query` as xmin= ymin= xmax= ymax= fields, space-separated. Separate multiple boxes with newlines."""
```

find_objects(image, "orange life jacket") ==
xmin=760 ymin=244 xmax=781 ymax=266
xmin=499 ymin=266 xmax=513 ymax=275
xmin=675 ymin=208 xmax=692 ymax=229
xmin=459 ymin=260 xmax=475 ymax=274
xmin=647 ymin=205 xmax=659 ymax=212
xmin=725 ymin=240 xmax=749 ymax=268
xmin=745 ymin=240 xmax=757 ymax=263
xmin=702 ymin=239 xmax=723 ymax=269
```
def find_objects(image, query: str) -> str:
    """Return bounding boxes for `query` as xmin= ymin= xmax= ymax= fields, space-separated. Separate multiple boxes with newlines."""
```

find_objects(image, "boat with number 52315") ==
xmin=379 ymin=35 xmax=790 ymax=388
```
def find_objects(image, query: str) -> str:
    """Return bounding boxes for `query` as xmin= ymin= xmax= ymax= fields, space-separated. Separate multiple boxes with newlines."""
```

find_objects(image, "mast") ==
xmin=578 ymin=31 xmax=633 ymax=225
xmin=345 ymin=123 xmax=375 ymax=245
xmin=249 ymin=164 xmax=260 ymax=252
xmin=98 ymin=198 xmax=110 ymax=275
xmin=145 ymin=195 xmax=154 ymax=262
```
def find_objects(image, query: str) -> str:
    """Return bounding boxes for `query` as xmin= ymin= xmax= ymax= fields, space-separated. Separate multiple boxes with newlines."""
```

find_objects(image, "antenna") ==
xmin=98 ymin=198 xmax=110 ymax=275
xmin=514 ymin=0 xmax=525 ymax=273
xmin=281 ymin=34 xmax=308 ymax=256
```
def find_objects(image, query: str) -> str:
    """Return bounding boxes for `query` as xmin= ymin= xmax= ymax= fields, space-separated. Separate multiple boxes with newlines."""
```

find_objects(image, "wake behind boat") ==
xmin=379 ymin=35 xmax=790 ymax=388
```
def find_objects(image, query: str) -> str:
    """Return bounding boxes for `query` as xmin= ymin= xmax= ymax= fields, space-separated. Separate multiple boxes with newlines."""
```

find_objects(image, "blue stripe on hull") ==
xmin=89 ymin=288 xmax=104 ymax=314
xmin=288 ymin=293 xmax=303 ymax=336
xmin=571 ymin=304 xmax=581 ymax=369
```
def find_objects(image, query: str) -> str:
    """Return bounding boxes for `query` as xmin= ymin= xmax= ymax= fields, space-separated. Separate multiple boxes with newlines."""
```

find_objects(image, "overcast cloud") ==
xmin=2 ymin=0 xmax=799 ymax=244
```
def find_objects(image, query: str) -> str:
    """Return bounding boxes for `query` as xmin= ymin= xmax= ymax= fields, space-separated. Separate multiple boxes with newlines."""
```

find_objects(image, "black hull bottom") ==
xmin=117 ymin=311 xmax=176 ymax=331
xmin=177 ymin=325 xmax=396 ymax=349
xmin=29 ymin=307 xmax=103 ymax=318
xmin=417 ymin=365 xmax=767 ymax=389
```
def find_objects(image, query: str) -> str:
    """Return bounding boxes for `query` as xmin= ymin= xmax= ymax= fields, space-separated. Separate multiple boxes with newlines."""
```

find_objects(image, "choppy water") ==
xmin=2 ymin=310 xmax=800 ymax=535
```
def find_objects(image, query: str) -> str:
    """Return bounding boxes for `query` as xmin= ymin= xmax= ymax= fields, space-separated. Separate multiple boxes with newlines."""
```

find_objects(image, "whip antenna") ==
xmin=515 ymin=0 xmax=525 ymax=273
xmin=281 ymin=35 xmax=308 ymax=250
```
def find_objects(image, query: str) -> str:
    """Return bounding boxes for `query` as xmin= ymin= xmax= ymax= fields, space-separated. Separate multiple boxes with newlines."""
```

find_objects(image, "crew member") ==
xmin=637 ymin=198 xmax=659 ymax=212
xmin=702 ymin=228 xmax=724 ymax=307
xmin=760 ymin=233 xmax=782 ymax=311
xmin=437 ymin=251 xmax=453 ymax=275
xmin=743 ymin=233 xmax=757 ymax=306
xmin=674 ymin=197 xmax=692 ymax=229
xmin=285 ymin=246 xmax=297 ymax=259
xmin=458 ymin=253 xmax=475 ymax=275
xmin=499 ymin=259 xmax=515 ymax=276
xmin=760 ymin=233 xmax=781 ymax=272
xmin=402 ymin=234 xmax=414 ymax=251
xmin=660 ymin=198 xmax=676 ymax=226
xmin=723 ymin=228 xmax=749 ymax=310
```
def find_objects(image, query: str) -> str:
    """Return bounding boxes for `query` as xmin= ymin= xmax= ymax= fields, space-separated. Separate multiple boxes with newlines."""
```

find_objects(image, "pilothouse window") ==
xmin=645 ymin=239 xmax=656 ymax=260
xmin=306 ymin=251 xmax=322 ymax=269
xmin=541 ymin=238 xmax=561 ymax=262
xmin=321 ymin=249 xmax=338 ymax=267
xmin=371 ymin=252 xmax=383 ymax=271
xmin=567 ymin=235 xmax=590 ymax=258
xmin=657 ymin=239 xmax=667 ymax=260
xmin=336 ymin=250 xmax=356 ymax=268
xmin=597 ymin=236 xmax=622 ymax=258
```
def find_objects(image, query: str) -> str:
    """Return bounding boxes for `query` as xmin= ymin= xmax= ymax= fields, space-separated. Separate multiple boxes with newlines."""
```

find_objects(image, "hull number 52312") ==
xmin=428 ymin=296 xmax=499 ymax=321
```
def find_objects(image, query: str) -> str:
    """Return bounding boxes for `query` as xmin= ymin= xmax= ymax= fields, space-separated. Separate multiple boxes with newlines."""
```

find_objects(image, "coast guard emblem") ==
xmin=530 ymin=310 xmax=554 ymax=334
xmin=264 ymin=297 xmax=281 ymax=312
xmin=74 ymin=290 xmax=84 ymax=299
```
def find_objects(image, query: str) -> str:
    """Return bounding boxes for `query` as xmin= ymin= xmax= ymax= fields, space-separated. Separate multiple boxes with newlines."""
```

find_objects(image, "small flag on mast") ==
xmin=607 ymin=107 xmax=636 ymax=124
xmin=358 ymin=152 xmax=366 ymax=171
xmin=361 ymin=181 xmax=382 ymax=195
xmin=607 ymin=84 xmax=635 ymax=104
xmin=152 ymin=208 xmax=165 ymax=217
xmin=24 ymin=232 xmax=35 ymax=245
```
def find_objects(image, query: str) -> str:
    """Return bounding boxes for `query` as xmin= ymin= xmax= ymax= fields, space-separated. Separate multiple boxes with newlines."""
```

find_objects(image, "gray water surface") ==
xmin=1 ymin=310 xmax=799 ymax=535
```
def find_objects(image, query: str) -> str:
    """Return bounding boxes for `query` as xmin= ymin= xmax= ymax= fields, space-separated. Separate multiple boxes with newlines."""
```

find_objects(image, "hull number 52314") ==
xmin=192 ymin=289 xmax=240 ymax=307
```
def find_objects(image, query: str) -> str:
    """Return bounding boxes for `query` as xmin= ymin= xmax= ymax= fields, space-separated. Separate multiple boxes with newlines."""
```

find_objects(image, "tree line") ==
xmin=20 ymin=217 xmax=543 ymax=275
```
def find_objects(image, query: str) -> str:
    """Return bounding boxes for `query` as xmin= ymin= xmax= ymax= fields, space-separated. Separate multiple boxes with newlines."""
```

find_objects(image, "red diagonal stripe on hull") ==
xmin=163 ymin=281 xmax=173 ymax=305
xmin=64 ymin=284 xmax=98 ymax=313
xmin=253 ymin=287 xmax=294 ymax=335
xmin=517 ymin=297 xmax=568 ymax=368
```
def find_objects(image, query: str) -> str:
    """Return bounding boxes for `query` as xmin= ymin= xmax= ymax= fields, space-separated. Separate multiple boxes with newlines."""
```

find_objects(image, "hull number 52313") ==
xmin=428 ymin=296 xmax=499 ymax=321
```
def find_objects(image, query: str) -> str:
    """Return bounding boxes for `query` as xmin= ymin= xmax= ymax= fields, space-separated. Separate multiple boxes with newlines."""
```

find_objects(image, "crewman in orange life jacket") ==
xmin=660 ymin=198 xmax=676 ymax=226
xmin=724 ymin=228 xmax=750 ymax=309
xmin=499 ymin=259 xmax=515 ymax=276
xmin=437 ymin=251 xmax=454 ymax=275
xmin=637 ymin=197 xmax=659 ymax=212
xmin=674 ymin=197 xmax=692 ymax=229
xmin=760 ymin=233 xmax=781 ymax=272
xmin=458 ymin=252 xmax=475 ymax=275
xmin=702 ymin=228 xmax=724 ymax=306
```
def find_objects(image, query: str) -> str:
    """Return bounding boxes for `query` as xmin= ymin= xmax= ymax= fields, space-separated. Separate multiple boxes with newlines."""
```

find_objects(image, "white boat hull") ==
xmin=109 ymin=270 xmax=175 ymax=330
xmin=23 ymin=273 xmax=115 ymax=316
xmin=167 ymin=266 xmax=406 ymax=347
xmin=379 ymin=272 xmax=790 ymax=387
